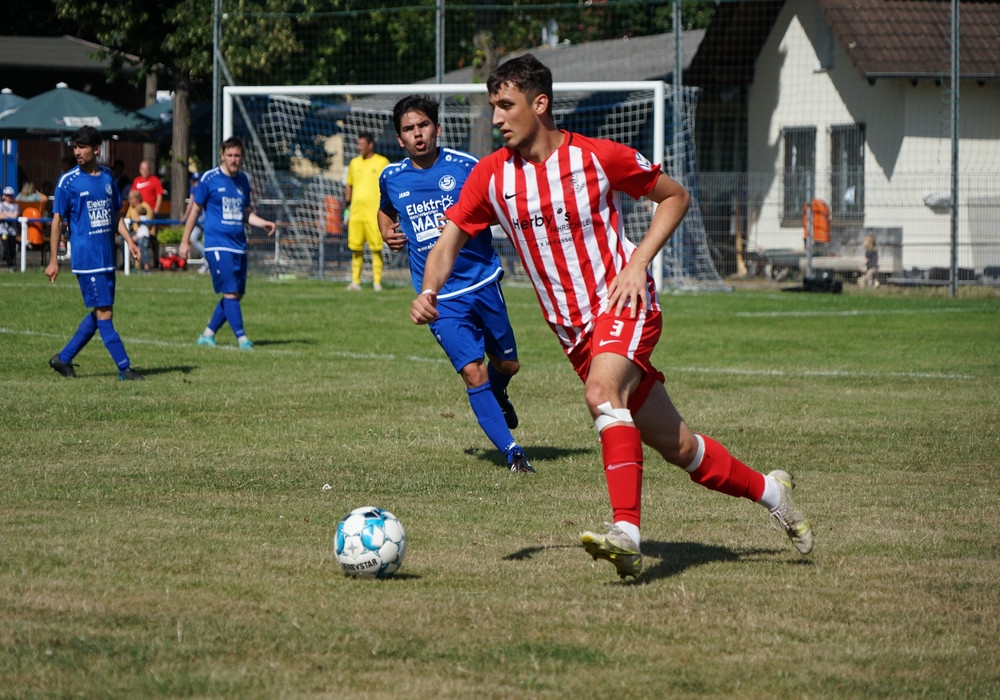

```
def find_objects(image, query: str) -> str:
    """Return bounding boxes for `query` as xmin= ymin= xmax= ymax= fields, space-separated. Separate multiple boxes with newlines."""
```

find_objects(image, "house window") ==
xmin=814 ymin=9 xmax=835 ymax=71
xmin=782 ymin=127 xmax=816 ymax=223
xmin=830 ymin=124 xmax=865 ymax=220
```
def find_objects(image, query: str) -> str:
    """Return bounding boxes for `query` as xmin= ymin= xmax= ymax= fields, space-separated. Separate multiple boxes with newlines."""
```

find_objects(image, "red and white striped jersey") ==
xmin=446 ymin=131 xmax=662 ymax=351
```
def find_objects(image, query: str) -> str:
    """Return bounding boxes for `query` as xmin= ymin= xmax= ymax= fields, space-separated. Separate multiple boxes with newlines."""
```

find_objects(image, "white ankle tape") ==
xmin=594 ymin=401 xmax=634 ymax=432
xmin=684 ymin=434 xmax=706 ymax=473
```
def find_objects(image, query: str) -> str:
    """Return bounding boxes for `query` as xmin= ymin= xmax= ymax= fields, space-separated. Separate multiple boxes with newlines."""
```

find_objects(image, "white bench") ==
xmin=800 ymin=254 xmax=900 ymax=276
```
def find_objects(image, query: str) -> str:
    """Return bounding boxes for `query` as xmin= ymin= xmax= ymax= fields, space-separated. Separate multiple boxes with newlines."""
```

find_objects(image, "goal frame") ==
xmin=223 ymin=81 xmax=670 ymax=289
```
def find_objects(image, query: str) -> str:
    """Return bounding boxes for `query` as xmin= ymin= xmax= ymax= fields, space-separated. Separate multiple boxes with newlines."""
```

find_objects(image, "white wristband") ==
xmin=420 ymin=289 xmax=436 ymax=296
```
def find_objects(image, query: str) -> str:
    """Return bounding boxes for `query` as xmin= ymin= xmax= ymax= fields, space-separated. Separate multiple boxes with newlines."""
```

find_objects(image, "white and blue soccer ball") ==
xmin=334 ymin=506 xmax=407 ymax=579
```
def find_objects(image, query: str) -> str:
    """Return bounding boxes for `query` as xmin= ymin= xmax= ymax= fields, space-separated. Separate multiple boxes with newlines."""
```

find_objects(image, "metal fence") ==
xmin=699 ymin=171 xmax=1000 ymax=285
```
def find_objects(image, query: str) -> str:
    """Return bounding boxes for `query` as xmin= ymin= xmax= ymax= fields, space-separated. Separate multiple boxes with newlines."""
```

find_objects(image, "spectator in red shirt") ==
xmin=131 ymin=160 xmax=164 ymax=215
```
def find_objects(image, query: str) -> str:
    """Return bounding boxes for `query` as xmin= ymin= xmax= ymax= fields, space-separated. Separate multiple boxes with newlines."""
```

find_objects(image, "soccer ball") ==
xmin=334 ymin=506 xmax=407 ymax=579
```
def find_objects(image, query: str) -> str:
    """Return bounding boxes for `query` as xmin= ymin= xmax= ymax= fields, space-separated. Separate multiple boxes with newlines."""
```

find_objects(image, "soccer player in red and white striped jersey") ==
xmin=412 ymin=55 xmax=814 ymax=578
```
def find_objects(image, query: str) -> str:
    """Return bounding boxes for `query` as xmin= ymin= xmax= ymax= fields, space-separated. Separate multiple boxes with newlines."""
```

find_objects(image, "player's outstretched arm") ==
xmin=410 ymin=220 xmax=469 ymax=325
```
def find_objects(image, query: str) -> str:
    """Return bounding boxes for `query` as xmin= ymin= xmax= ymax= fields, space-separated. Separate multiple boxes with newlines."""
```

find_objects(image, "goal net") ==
xmin=223 ymin=82 xmax=727 ymax=290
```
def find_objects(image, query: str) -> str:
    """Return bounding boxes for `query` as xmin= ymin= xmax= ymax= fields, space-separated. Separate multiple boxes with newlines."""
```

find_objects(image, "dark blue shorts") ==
xmin=429 ymin=281 xmax=518 ymax=373
xmin=207 ymin=250 xmax=247 ymax=295
xmin=77 ymin=271 xmax=116 ymax=309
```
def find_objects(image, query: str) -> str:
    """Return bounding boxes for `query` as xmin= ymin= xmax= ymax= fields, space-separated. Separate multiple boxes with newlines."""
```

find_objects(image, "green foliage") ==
xmin=2 ymin=274 xmax=999 ymax=696
xmin=156 ymin=225 xmax=185 ymax=245
xmin=41 ymin=1 xmax=718 ymax=93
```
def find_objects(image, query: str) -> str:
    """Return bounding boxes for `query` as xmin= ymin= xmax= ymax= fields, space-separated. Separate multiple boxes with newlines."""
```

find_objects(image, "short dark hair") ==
xmin=70 ymin=125 xmax=102 ymax=147
xmin=221 ymin=136 xmax=245 ymax=153
xmin=487 ymin=54 xmax=553 ymax=110
xmin=392 ymin=95 xmax=439 ymax=134
xmin=358 ymin=131 xmax=375 ymax=144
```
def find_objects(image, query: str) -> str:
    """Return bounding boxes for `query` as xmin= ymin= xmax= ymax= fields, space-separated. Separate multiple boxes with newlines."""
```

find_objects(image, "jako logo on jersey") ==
xmin=635 ymin=152 xmax=653 ymax=171
xmin=397 ymin=190 xmax=411 ymax=199
xmin=438 ymin=175 xmax=457 ymax=191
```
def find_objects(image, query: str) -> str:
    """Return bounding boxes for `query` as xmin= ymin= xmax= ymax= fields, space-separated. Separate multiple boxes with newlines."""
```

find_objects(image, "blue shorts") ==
xmin=77 ymin=271 xmax=116 ymax=309
xmin=206 ymin=250 xmax=247 ymax=295
xmin=429 ymin=281 xmax=518 ymax=372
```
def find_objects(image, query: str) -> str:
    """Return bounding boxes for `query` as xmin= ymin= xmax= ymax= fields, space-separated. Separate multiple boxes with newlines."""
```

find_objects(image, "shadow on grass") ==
xmin=464 ymin=444 xmax=596 ymax=470
xmin=126 ymin=365 xmax=198 ymax=377
xmin=504 ymin=541 xmax=808 ymax=584
xmin=641 ymin=541 xmax=752 ymax=581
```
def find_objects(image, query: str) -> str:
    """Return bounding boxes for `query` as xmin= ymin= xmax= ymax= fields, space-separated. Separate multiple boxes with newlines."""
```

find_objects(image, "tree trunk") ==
xmin=170 ymin=76 xmax=192 ymax=222
xmin=143 ymin=73 xmax=157 ymax=166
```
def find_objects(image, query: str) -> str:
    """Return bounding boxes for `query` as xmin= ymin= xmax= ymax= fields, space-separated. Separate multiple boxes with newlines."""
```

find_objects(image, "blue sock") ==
xmin=61 ymin=312 xmax=97 ymax=362
xmin=97 ymin=318 xmax=130 ymax=370
xmin=207 ymin=300 xmax=227 ymax=334
xmin=467 ymin=382 xmax=517 ymax=458
xmin=487 ymin=362 xmax=512 ymax=395
xmin=222 ymin=298 xmax=246 ymax=339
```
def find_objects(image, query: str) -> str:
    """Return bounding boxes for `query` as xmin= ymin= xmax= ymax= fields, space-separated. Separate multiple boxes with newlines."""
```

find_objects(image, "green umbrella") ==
xmin=0 ymin=83 xmax=157 ymax=140
xmin=0 ymin=88 xmax=27 ymax=120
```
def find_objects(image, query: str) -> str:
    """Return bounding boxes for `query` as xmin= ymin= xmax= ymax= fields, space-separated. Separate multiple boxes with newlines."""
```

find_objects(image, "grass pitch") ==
xmin=1 ymin=271 xmax=998 ymax=698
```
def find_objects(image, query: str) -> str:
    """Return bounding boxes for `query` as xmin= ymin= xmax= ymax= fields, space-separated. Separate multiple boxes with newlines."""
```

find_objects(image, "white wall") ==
xmin=746 ymin=0 xmax=1000 ymax=272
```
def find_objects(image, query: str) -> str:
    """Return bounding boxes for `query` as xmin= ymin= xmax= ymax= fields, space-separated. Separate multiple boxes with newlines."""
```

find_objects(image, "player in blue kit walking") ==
xmin=378 ymin=95 xmax=533 ymax=473
xmin=179 ymin=136 xmax=276 ymax=350
xmin=46 ymin=126 xmax=145 ymax=381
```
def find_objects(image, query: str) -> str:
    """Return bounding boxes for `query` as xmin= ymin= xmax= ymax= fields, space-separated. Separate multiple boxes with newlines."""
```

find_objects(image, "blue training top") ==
xmin=379 ymin=148 xmax=503 ymax=300
xmin=53 ymin=165 xmax=121 ymax=275
xmin=195 ymin=166 xmax=253 ymax=254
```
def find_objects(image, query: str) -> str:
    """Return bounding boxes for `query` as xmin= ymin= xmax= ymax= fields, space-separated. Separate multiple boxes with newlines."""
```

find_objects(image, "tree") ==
xmin=54 ymin=0 xmax=304 ymax=220
xmin=45 ymin=0 xmax=718 ymax=220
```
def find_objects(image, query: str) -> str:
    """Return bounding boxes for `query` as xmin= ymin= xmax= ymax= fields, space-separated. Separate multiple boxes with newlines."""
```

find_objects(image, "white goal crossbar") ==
xmin=222 ymin=81 xmax=725 ymax=290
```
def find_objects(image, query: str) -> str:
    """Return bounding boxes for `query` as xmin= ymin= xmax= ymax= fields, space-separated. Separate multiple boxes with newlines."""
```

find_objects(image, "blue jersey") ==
xmin=53 ymin=165 xmax=121 ymax=274
xmin=195 ymin=166 xmax=253 ymax=254
xmin=379 ymin=148 xmax=503 ymax=300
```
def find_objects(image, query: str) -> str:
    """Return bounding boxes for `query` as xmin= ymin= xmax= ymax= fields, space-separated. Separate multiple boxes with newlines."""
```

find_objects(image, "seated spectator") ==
xmin=123 ymin=189 xmax=155 ymax=272
xmin=18 ymin=181 xmax=44 ymax=202
xmin=1 ymin=186 xmax=18 ymax=272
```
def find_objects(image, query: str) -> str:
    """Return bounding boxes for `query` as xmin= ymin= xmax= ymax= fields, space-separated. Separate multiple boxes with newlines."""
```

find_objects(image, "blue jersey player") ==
xmin=179 ymin=136 xmax=276 ymax=350
xmin=46 ymin=126 xmax=144 ymax=381
xmin=378 ymin=95 xmax=533 ymax=473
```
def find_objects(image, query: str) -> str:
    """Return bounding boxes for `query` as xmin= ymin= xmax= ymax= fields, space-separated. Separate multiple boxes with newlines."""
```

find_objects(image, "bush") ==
xmin=157 ymin=226 xmax=184 ymax=245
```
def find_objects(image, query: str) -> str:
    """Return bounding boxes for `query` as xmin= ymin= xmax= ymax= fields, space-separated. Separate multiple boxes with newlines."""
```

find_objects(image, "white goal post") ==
xmin=222 ymin=81 xmax=726 ymax=290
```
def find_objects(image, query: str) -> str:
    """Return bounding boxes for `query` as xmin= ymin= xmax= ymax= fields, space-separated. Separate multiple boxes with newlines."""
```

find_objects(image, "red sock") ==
xmin=601 ymin=424 xmax=644 ymax=527
xmin=688 ymin=435 xmax=765 ymax=502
